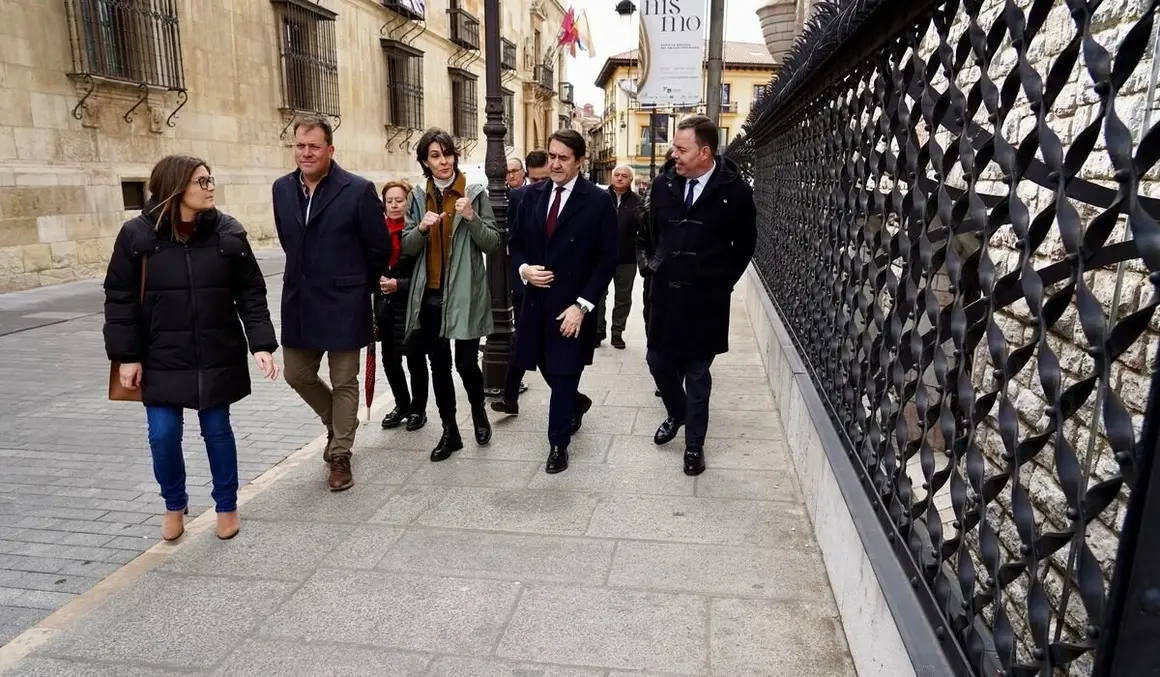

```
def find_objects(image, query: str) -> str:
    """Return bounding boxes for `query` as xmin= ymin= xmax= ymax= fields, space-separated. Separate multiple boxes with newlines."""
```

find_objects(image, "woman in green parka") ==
xmin=401 ymin=128 xmax=503 ymax=462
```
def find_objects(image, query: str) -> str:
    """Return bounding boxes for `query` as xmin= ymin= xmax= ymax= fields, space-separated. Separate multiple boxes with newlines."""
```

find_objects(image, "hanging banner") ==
xmin=636 ymin=0 xmax=706 ymax=107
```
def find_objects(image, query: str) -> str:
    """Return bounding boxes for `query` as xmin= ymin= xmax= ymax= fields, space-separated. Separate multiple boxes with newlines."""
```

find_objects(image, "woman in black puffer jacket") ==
xmin=103 ymin=155 xmax=278 ymax=543
xmin=375 ymin=180 xmax=428 ymax=431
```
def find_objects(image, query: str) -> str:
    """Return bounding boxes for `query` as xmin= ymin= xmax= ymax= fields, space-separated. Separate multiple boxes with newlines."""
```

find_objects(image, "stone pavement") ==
xmin=0 ymin=262 xmax=855 ymax=676
xmin=0 ymin=251 xmax=327 ymax=646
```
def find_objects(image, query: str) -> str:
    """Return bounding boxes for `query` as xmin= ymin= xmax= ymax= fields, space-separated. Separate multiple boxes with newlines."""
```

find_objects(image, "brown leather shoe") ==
xmin=161 ymin=507 xmax=186 ymax=541
xmin=328 ymin=456 xmax=353 ymax=492
xmin=216 ymin=511 xmax=240 ymax=540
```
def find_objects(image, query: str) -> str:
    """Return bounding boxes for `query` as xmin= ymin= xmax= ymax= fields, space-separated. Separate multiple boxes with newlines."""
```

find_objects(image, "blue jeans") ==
xmin=145 ymin=404 xmax=239 ymax=513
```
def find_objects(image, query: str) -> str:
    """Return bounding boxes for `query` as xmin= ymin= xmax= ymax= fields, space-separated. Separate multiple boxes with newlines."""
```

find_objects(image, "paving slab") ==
xmin=258 ymin=568 xmax=520 ymax=656
xmin=0 ymin=277 xmax=854 ymax=677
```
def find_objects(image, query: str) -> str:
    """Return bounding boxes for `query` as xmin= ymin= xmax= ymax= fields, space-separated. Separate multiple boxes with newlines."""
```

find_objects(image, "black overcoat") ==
xmin=272 ymin=162 xmax=392 ymax=351
xmin=639 ymin=157 xmax=757 ymax=358
xmin=508 ymin=176 xmax=618 ymax=375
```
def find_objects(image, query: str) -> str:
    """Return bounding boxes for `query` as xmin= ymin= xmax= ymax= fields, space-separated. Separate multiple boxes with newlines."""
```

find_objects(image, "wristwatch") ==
xmin=573 ymin=302 xmax=589 ymax=315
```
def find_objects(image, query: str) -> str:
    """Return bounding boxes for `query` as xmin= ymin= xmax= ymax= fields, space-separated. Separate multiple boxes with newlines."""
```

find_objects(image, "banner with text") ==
xmin=636 ymin=0 xmax=706 ymax=107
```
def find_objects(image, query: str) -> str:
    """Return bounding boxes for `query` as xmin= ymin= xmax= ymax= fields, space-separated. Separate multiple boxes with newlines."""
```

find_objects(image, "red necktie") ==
xmin=545 ymin=185 xmax=564 ymax=239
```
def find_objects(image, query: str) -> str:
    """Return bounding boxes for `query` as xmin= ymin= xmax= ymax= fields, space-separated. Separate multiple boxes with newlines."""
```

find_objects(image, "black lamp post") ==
xmin=481 ymin=0 xmax=513 ymax=394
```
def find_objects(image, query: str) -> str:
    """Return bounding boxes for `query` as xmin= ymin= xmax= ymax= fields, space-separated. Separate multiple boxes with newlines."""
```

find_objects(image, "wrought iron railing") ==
xmin=382 ymin=0 xmax=423 ymax=21
xmin=535 ymin=63 xmax=554 ymax=92
xmin=448 ymin=7 xmax=480 ymax=50
xmin=726 ymin=0 xmax=1160 ymax=675
xmin=501 ymin=38 xmax=517 ymax=70
xmin=560 ymin=81 xmax=574 ymax=105
xmin=449 ymin=68 xmax=478 ymax=140
xmin=382 ymin=40 xmax=423 ymax=130
xmin=272 ymin=0 xmax=340 ymax=117
xmin=65 ymin=0 xmax=185 ymax=90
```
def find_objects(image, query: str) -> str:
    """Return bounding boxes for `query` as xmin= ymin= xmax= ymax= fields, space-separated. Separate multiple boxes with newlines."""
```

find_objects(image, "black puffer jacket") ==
xmin=103 ymin=207 xmax=277 ymax=410
xmin=374 ymin=252 xmax=418 ymax=349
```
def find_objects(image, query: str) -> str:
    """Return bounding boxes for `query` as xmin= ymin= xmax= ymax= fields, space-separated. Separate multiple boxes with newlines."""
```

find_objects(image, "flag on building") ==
xmin=558 ymin=7 xmax=595 ymax=58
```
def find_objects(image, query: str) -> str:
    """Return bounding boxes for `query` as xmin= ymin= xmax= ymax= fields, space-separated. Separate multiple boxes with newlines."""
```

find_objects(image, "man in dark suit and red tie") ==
xmin=507 ymin=130 xmax=618 ymax=473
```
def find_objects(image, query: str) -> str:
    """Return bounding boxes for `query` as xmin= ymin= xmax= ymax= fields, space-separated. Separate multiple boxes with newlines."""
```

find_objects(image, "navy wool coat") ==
xmin=272 ymin=162 xmax=393 ymax=351
xmin=508 ymin=176 xmax=618 ymax=375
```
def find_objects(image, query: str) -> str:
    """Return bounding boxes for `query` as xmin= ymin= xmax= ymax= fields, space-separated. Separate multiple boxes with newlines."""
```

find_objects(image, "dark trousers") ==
xmin=419 ymin=300 xmax=484 ymax=423
xmin=541 ymin=370 xmax=582 ymax=448
xmin=596 ymin=264 xmax=637 ymax=338
xmin=145 ymin=404 xmax=238 ymax=513
xmin=647 ymin=351 xmax=714 ymax=450
xmin=381 ymin=332 xmax=428 ymax=413
xmin=502 ymin=289 xmax=526 ymax=401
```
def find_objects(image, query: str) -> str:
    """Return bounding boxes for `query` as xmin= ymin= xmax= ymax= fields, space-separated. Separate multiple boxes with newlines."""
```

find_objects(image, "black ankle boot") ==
xmin=471 ymin=404 xmax=492 ymax=445
xmin=431 ymin=422 xmax=463 ymax=462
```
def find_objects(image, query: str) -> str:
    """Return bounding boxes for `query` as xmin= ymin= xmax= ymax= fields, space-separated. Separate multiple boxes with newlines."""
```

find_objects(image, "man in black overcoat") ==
xmin=508 ymin=131 xmax=618 ymax=474
xmin=638 ymin=115 xmax=757 ymax=476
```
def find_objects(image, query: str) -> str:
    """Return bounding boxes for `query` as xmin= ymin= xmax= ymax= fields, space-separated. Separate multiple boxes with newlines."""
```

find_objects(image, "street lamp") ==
xmin=481 ymin=0 xmax=513 ymax=394
xmin=615 ymin=0 xmax=636 ymax=26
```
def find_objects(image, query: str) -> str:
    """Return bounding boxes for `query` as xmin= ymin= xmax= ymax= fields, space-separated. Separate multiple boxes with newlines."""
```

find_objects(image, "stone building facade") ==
xmin=0 ymin=0 xmax=575 ymax=291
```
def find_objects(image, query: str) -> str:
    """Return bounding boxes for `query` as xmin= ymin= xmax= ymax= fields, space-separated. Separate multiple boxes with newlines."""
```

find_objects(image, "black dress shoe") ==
xmin=654 ymin=389 xmax=661 ymax=397
xmin=545 ymin=445 xmax=569 ymax=474
xmin=571 ymin=393 xmax=593 ymax=434
xmin=684 ymin=447 xmax=705 ymax=476
xmin=518 ymin=382 xmax=528 ymax=394
xmin=405 ymin=412 xmax=427 ymax=431
xmin=430 ymin=423 xmax=463 ymax=462
xmin=381 ymin=406 xmax=408 ymax=429
xmin=491 ymin=399 xmax=519 ymax=416
xmin=654 ymin=417 xmax=684 ymax=445
xmin=472 ymin=404 xmax=492 ymax=445
xmin=611 ymin=334 xmax=626 ymax=349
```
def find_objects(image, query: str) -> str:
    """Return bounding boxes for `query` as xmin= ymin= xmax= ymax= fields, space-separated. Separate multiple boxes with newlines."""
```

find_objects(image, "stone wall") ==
xmin=0 ymin=0 xmax=568 ymax=292
xmin=902 ymin=0 xmax=1159 ymax=671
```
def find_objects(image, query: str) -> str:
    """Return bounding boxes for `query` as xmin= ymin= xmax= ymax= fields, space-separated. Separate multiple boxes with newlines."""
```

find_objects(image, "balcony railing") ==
xmin=637 ymin=142 xmax=655 ymax=157
xmin=500 ymin=38 xmax=516 ymax=70
xmin=382 ymin=0 xmax=422 ymax=20
xmin=720 ymin=101 xmax=738 ymax=114
xmin=534 ymin=63 xmax=553 ymax=92
xmin=66 ymin=0 xmax=186 ymax=90
xmin=448 ymin=8 xmax=479 ymax=50
xmin=560 ymin=81 xmax=574 ymax=105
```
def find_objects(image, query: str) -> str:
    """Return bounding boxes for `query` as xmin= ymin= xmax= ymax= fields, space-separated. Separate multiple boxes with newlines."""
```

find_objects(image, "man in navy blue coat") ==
xmin=508 ymin=130 xmax=618 ymax=473
xmin=272 ymin=116 xmax=393 ymax=491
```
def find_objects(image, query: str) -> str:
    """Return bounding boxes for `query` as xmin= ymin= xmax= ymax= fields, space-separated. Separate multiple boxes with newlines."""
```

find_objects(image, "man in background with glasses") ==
xmin=638 ymin=116 xmax=757 ymax=476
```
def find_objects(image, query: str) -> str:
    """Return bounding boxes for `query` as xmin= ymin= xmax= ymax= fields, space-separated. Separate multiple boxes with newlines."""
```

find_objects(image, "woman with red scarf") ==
xmin=375 ymin=180 xmax=428 ymax=430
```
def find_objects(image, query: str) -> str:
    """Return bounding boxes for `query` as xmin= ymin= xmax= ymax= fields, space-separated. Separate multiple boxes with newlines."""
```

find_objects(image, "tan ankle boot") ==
xmin=216 ymin=511 xmax=240 ymax=540
xmin=161 ymin=508 xmax=186 ymax=541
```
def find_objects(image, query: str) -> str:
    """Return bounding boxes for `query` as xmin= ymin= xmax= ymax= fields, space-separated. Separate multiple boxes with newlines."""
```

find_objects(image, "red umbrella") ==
xmin=364 ymin=317 xmax=378 ymax=421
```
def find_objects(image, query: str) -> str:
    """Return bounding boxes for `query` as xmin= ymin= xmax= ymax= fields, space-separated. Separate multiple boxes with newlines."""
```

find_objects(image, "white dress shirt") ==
xmin=683 ymin=161 xmax=716 ymax=207
xmin=519 ymin=173 xmax=594 ymax=312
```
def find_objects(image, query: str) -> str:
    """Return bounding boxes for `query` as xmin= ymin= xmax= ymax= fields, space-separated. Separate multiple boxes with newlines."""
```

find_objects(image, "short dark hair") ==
xmin=677 ymin=115 xmax=718 ymax=155
xmin=292 ymin=115 xmax=334 ymax=145
xmin=548 ymin=129 xmax=586 ymax=159
xmin=525 ymin=149 xmax=548 ymax=169
xmin=415 ymin=128 xmax=459 ymax=179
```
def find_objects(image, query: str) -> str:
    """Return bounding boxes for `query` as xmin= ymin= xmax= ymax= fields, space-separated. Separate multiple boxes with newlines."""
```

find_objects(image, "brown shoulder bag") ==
xmin=108 ymin=256 xmax=147 ymax=402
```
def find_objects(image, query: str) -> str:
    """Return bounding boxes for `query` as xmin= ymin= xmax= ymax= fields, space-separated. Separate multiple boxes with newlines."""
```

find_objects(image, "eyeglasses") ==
xmin=192 ymin=176 xmax=215 ymax=190
xmin=506 ymin=168 xmax=523 ymax=175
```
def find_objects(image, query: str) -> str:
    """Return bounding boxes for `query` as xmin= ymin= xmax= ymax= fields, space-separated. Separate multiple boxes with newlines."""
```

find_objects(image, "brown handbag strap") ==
xmin=139 ymin=255 xmax=147 ymax=302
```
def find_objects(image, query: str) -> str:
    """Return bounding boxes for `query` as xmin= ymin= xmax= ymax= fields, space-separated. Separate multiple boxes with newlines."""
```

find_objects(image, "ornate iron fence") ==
xmin=726 ymin=0 xmax=1160 ymax=675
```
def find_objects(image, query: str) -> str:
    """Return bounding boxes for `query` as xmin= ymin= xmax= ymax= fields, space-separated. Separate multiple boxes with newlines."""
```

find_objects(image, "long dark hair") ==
xmin=146 ymin=155 xmax=210 ymax=241
xmin=415 ymin=128 xmax=459 ymax=179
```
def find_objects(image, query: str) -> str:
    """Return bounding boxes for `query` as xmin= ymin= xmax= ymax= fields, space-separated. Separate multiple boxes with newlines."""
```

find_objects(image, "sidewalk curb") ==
xmin=0 ymin=400 xmax=388 ymax=672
